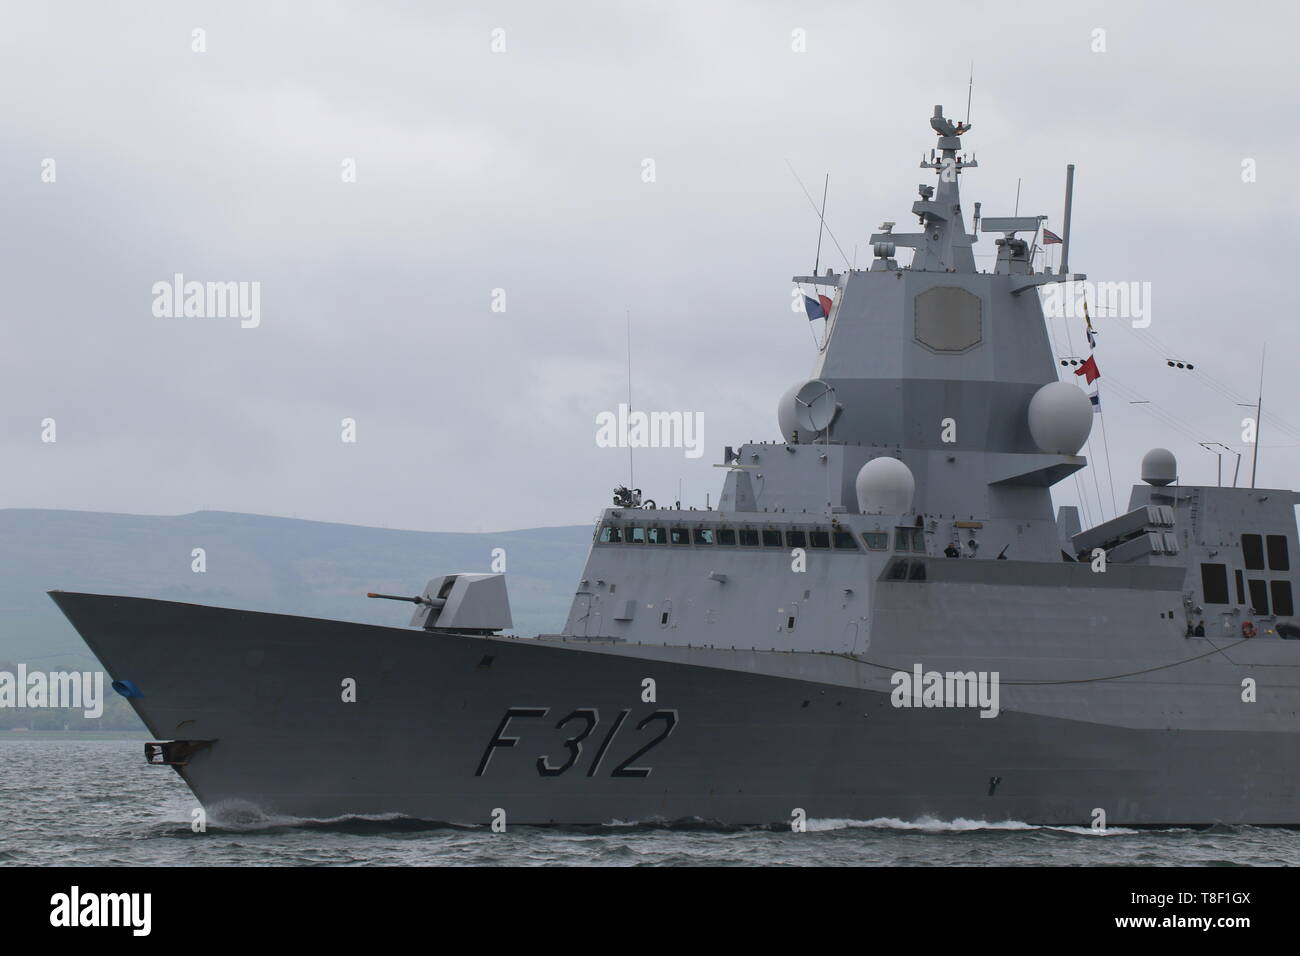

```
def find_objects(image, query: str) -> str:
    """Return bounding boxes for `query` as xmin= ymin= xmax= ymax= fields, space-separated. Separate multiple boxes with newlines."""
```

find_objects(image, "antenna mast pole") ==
xmin=1250 ymin=345 xmax=1265 ymax=489
xmin=965 ymin=62 xmax=973 ymax=125
xmin=1060 ymin=164 xmax=1076 ymax=274
xmin=626 ymin=311 xmax=634 ymax=490
xmin=813 ymin=174 xmax=828 ymax=277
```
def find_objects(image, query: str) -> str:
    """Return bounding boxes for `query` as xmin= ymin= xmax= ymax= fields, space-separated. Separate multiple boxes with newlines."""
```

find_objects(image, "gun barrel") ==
xmin=366 ymin=592 xmax=446 ymax=610
xmin=366 ymin=592 xmax=423 ymax=603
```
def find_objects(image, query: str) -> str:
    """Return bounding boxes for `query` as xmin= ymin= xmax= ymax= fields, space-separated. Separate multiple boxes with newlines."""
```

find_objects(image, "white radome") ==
xmin=1027 ymin=381 xmax=1092 ymax=455
xmin=1141 ymin=447 xmax=1178 ymax=486
xmin=855 ymin=456 xmax=915 ymax=515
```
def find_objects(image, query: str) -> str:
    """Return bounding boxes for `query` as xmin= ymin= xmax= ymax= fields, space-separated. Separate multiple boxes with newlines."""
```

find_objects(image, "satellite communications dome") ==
xmin=1027 ymin=381 xmax=1092 ymax=455
xmin=1141 ymin=447 xmax=1178 ymax=486
xmin=855 ymin=456 xmax=915 ymax=515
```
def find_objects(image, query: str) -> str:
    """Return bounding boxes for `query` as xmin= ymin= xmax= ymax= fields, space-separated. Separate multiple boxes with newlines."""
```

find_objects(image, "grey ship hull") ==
xmin=51 ymin=591 xmax=1300 ymax=826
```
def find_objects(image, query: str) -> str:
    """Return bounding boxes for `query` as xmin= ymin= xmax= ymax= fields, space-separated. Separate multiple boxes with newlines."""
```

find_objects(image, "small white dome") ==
xmin=855 ymin=456 xmax=915 ymax=515
xmin=1141 ymin=447 xmax=1178 ymax=486
xmin=1027 ymin=381 xmax=1092 ymax=455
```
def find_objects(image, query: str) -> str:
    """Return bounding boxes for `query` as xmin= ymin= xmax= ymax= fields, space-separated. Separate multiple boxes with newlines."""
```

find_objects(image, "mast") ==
xmin=868 ymin=105 xmax=979 ymax=273
xmin=1060 ymin=164 xmax=1075 ymax=274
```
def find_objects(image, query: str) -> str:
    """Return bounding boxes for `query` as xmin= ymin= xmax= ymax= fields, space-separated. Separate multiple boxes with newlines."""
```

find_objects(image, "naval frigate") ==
xmin=51 ymin=106 xmax=1300 ymax=826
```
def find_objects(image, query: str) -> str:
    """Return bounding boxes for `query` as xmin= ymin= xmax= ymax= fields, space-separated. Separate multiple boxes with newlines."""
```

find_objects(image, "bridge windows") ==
xmin=1242 ymin=534 xmax=1265 ymax=570
xmin=1235 ymin=533 xmax=1293 ymax=619
xmin=1267 ymin=535 xmax=1290 ymax=570
xmin=895 ymin=528 xmax=926 ymax=552
xmin=1272 ymin=581 xmax=1294 ymax=617
xmin=886 ymin=558 xmax=927 ymax=581
xmin=1248 ymin=578 xmax=1270 ymax=615
xmin=862 ymin=532 xmax=888 ymax=550
xmin=1200 ymin=563 xmax=1230 ymax=604
xmin=1235 ymin=569 xmax=1246 ymax=605
xmin=597 ymin=520 xmax=869 ymax=554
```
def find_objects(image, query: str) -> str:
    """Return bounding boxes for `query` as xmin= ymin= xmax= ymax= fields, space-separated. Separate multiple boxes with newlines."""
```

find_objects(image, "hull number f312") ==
xmin=475 ymin=707 xmax=679 ymax=778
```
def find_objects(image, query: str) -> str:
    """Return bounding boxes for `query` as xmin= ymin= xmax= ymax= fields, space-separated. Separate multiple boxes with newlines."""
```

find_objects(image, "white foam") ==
xmin=807 ymin=815 xmax=1036 ymax=832
xmin=197 ymin=799 xmax=469 ymax=830
xmin=807 ymin=815 xmax=1143 ymax=835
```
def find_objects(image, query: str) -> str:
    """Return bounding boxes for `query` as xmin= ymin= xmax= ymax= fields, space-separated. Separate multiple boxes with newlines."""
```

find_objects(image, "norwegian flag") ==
xmin=1043 ymin=228 xmax=1063 ymax=244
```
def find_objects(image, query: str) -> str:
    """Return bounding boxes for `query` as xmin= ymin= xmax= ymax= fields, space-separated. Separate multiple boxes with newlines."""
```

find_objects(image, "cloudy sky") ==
xmin=3 ymin=1 xmax=1297 ymax=533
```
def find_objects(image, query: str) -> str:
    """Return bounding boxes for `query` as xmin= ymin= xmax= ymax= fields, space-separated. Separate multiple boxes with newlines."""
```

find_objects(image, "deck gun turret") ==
xmin=368 ymin=572 xmax=512 ymax=634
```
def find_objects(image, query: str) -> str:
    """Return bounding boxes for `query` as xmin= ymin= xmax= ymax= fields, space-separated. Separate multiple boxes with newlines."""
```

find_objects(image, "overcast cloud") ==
xmin=3 ymin=1 xmax=1297 ymax=532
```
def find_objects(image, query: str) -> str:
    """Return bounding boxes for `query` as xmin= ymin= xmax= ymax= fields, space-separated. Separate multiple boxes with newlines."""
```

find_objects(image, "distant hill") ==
xmin=0 ymin=509 xmax=595 ymax=669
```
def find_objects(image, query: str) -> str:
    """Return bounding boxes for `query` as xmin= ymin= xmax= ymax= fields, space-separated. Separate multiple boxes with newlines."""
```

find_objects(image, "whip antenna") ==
xmin=1250 ymin=345 xmax=1266 ymax=488
xmin=965 ymin=61 xmax=974 ymax=125
xmin=814 ymin=174 xmax=828 ymax=277
xmin=626 ymin=310 xmax=634 ymax=490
